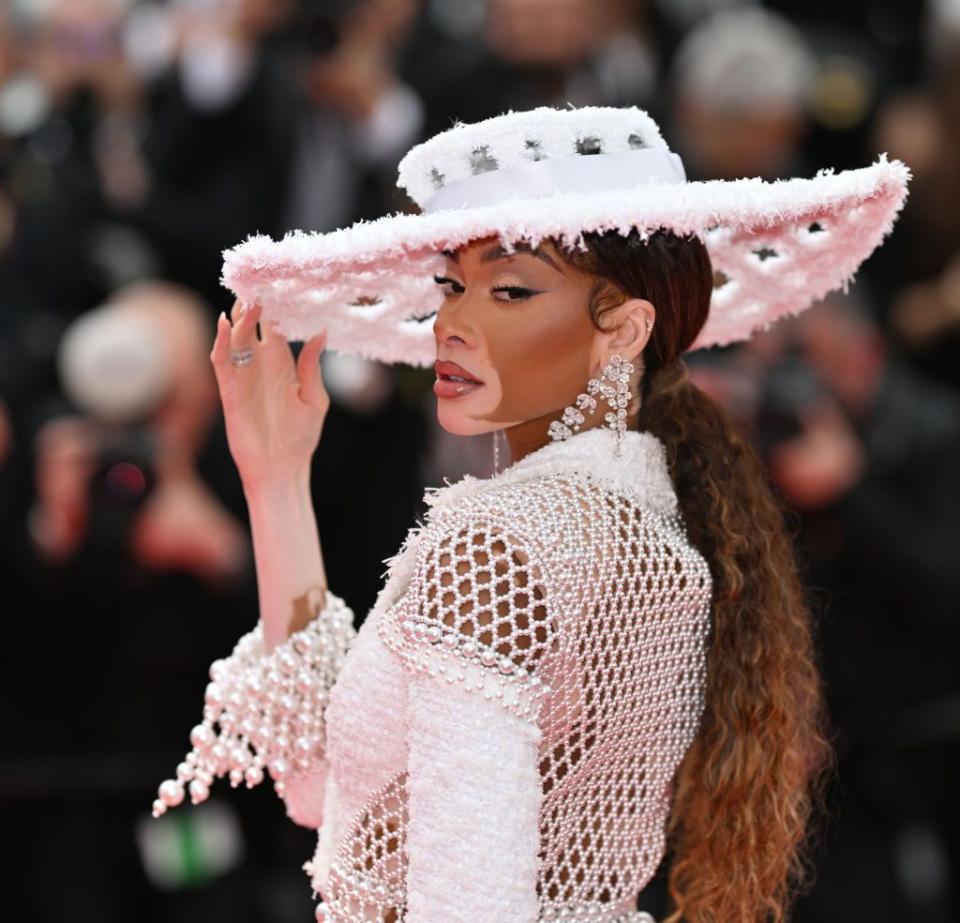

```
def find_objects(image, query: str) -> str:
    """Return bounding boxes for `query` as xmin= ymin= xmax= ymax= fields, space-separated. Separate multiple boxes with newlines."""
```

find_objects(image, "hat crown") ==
xmin=398 ymin=106 xmax=671 ymax=208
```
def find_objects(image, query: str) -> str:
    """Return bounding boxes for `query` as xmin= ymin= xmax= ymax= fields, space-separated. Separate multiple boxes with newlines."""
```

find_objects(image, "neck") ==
xmin=503 ymin=413 xmax=610 ymax=464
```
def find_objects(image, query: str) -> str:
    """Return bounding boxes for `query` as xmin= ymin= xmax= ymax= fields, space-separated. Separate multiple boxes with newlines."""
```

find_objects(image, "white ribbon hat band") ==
xmin=422 ymin=148 xmax=687 ymax=214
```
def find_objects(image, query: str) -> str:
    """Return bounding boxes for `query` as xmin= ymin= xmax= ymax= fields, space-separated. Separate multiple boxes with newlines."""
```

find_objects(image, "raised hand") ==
xmin=211 ymin=300 xmax=330 ymax=491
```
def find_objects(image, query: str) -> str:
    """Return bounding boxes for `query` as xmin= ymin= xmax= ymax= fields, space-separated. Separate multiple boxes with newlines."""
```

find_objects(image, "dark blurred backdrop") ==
xmin=0 ymin=1 xmax=957 ymax=920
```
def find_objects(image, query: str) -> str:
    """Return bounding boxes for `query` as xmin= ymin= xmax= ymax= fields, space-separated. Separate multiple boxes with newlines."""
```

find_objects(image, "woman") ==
xmin=153 ymin=106 xmax=910 ymax=921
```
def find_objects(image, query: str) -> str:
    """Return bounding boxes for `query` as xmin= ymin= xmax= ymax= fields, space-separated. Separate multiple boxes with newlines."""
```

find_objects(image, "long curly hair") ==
xmin=557 ymin=227 xmax=835 ymax=923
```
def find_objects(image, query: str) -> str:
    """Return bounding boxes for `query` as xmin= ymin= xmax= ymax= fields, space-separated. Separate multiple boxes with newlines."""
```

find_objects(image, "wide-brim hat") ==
xmin=221 ymin=106 xmax=910 ymax=367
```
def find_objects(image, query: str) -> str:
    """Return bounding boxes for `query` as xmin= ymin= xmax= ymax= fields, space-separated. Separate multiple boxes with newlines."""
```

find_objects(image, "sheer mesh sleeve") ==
xmin=385 ymin=517 xmax=556 ymax=922
xmin=384 ymin=515 xmax=558 ymax=721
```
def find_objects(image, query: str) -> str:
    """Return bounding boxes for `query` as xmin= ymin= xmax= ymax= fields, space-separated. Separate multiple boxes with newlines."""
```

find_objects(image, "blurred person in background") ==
xmin=402 ymin=0 xmax=662 ymax=138
xmin=0 ymin=0 xmax=157 ymax=467
xmin=120 ymin=0 xmax=299 ymax=307
xmin=0 ymin=0 xmax=150 ymax=312
xmin=280 ymin=0 xmax=425 ymax=232
xmin=870 ymin=0 xmax=960 ymax=390
xmin=666 ymin=5 xmax=817 ymax=180
xmin=29 ymin=281 xmax=248 ymax=580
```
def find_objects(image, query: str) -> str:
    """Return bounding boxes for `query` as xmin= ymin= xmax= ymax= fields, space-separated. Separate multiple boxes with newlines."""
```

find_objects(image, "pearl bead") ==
xmin=204 ymin=683 xmax=223 ymax=706
xmin=190 ymin=724 xmax=213 ymax=749
xmin=158 ymin=779 xmax=185 ymax=807
xmin=188 ymin=779 xmax=209 ymax=804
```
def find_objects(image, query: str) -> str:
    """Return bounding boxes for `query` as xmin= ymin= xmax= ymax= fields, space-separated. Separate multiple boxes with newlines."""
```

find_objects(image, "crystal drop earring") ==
xmin=492 ymin=428 xmax=501 ymax=475
xmin=548 ymin=353 xmax=634 ymax=458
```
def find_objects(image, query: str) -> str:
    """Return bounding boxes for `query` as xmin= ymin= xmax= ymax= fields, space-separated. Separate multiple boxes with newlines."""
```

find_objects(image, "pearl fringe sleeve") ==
xmin=150 ymin=591 xmax=357 ymax=824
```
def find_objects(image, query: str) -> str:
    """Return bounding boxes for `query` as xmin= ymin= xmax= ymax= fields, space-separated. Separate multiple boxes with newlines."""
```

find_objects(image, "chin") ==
xmin=435 ymin=401 xmax=495 ymax=436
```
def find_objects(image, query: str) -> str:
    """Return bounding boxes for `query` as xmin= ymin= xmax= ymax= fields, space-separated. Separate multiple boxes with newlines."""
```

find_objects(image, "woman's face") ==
xmin=431 ymin=235 xmax=608 ymax=436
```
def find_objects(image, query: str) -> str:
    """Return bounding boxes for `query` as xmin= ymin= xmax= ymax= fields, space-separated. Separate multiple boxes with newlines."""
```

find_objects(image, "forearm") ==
xmin=151 ymin=469 xmax=354 ymax=820
xmin=244 ymin=469 xmax=328 ymax=650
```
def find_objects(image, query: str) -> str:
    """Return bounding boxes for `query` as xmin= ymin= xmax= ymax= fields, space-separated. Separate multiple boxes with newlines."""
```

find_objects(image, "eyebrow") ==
xmin=442 ymin=242 xmax=563 ymax=272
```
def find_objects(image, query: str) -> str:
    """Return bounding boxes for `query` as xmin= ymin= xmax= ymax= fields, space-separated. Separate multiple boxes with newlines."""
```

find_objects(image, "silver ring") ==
xmin=230 ymin=348 xmax=254 ymax=367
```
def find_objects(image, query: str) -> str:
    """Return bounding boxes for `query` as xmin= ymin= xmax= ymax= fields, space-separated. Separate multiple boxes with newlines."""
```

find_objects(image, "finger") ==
xmin=296 ymin=328 xmax=329 ymax=410
xmin=211 ymin=311 xmax=232 ymax=369
xmin=228 ymin=298 xmax=244 ymax=325
xmin=230 ymin=300 xmax=262 ymax=353
xmin=257 ymin=304 xmax=272 ymax=341
xmin=257 ymin=315 xmax=292 ymax=362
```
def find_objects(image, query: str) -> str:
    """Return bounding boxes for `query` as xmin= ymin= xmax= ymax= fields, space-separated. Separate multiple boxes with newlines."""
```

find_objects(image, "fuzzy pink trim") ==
xmin=221 ymin=154 xmax=910 ymax=366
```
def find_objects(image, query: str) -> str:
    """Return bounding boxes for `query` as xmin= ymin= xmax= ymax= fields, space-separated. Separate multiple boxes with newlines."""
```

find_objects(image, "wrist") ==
xmin=243 ymin=468 xmax=312 ymax=504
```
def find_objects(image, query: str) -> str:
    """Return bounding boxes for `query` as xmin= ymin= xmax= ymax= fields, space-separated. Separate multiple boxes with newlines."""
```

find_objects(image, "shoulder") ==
xmin=377 ymin=500 xmax=558 ymax=722
xmin=418 ymin=428 xmax=680 ymax=535
xmin=412 ymin=428 xmax=701 ymax=597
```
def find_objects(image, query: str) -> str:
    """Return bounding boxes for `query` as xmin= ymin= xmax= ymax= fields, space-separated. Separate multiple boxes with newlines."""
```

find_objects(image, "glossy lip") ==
xmin=434 ymin=358 xmax=484 ymax=384
xmin=433 ymin=357 xmax=485 ymax=401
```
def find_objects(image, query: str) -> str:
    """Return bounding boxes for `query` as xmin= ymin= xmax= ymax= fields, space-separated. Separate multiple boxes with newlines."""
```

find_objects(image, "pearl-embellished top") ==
xmin=267 ymin=426 xmax=714 ymax=923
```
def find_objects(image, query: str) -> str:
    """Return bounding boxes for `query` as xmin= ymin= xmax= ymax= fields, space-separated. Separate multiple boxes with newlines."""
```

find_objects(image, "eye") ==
xmin=491 ymin=285 xmax=539 ymax=302
xmin=433 ymin=274 xmax=464 ymax=296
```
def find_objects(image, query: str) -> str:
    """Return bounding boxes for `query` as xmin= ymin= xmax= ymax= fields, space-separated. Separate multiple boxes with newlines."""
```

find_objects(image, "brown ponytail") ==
xmin=557 ymin=228 xmax=835 ymax=922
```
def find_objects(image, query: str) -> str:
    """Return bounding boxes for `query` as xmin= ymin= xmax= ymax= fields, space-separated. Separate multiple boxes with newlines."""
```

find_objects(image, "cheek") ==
xmin=480 ymin=300 xmax=594 ymax=424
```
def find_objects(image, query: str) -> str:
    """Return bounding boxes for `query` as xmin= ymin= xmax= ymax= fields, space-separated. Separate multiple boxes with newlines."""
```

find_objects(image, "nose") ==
xmin=433 ymin=297 xmax=472 ymax=348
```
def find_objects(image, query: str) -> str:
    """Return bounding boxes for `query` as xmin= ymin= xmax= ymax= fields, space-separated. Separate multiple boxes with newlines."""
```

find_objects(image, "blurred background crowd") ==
xmin=0 ymin=0 xmax=958 ymax=920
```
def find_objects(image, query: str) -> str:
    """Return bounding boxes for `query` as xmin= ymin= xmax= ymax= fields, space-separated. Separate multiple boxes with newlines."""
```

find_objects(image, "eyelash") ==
xmin=492 ymin=285 xmax=538 ymax=302
xmin=433 ymin=275 xmax=463 ymax=295
xmin=432 ymin=275 xmax=539 ymax=302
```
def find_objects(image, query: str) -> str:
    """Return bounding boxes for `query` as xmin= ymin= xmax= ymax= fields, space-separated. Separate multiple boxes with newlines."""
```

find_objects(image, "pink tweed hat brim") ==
xmin=220 ymin=107 xmax=911 ymax=367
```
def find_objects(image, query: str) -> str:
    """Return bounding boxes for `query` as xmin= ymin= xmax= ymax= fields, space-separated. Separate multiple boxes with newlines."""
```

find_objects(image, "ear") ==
xmin=601 ymin=297 xmax=655 ymax=364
